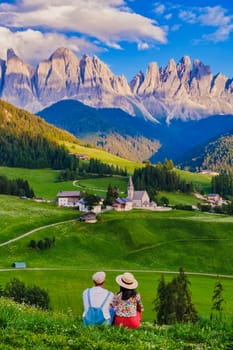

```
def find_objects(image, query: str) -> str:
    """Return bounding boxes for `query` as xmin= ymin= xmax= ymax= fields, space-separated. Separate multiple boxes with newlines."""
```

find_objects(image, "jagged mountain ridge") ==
xmin=1 ymin=47 xmax=233 ymax=121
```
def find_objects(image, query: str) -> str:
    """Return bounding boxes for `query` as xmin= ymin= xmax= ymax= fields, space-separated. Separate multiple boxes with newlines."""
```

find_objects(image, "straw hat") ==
xmin=92 ymin=271 xmax=106 ymax=284
xmin=116 ymin=272 xmax=138 ymax=289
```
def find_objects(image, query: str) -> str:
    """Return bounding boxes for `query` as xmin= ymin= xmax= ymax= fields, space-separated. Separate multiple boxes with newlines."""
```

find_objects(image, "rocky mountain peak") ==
xmin=166 ymin=58 xmax=177 ymax=72
xmin=135 ymin=62 xmax=161 ymax=95
xmin=49 ymin=47 xmax=79 ymax=62
xmin=191 ymin=59 xmax=211 ymax=79
xmin=0 ymin=47 xmax=233 ymax=120
xmin=177 ymin=56 xmax=192 ymax=83
xmin=7 ymin=48 xmax=19 ymax=61
xmin=130 ymin=71 xmax=144 ymax=94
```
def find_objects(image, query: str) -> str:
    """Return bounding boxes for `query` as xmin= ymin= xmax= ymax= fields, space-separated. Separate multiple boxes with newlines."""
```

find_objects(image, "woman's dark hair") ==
xmin=120 ymin=286 xmax=137 ymax=300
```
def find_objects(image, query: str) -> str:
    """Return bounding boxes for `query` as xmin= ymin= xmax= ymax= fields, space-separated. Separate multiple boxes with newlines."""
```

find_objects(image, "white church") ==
xmin=113 ymin=176 xmax=157 ymax=211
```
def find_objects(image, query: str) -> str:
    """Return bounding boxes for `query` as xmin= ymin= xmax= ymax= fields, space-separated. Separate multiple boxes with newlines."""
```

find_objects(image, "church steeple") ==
xmin=127 ymin=176 xmax=134 ymax=200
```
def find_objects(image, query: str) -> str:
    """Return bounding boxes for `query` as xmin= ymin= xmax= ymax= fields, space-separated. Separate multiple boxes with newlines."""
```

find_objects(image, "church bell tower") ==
xmin=127 ymin=176 xmax=134 ymax=200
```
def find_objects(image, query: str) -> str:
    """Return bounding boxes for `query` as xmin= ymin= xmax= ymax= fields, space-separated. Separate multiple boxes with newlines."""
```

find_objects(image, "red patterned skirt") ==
xmin=114 ymin=311 xmax=142 ymax=329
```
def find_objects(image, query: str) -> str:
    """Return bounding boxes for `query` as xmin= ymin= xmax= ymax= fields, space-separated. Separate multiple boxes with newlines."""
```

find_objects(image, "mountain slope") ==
xmin=0 ymin=99 xmax=80 ymax=168
xmin=179 ymin=132 xmax=233 ymax=173
xmin=37 ymin=99 xmax=160 ymax=162
xmin=38 ymin=99 xmax=233 ymax=164
xmin=1 ymin=47 xmax=233 ymax=121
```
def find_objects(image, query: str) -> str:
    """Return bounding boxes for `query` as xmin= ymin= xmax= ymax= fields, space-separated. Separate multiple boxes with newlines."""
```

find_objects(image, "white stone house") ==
xmin=76 ymin=198 xmax=102 ymax=214
xmin=112 ymin=197 xmax=133 ymax=211
xmin=57 ymin=191 xmax=81 ymax=207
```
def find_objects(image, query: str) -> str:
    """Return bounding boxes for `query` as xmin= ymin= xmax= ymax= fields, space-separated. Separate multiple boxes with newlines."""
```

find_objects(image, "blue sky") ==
xmin=0 ymin=0 xmax=233 ymax=81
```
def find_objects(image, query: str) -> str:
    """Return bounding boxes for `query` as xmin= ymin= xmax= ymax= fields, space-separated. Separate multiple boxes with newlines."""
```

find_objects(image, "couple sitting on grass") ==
xmin=82 ymin=271 xmax=144 ymax=329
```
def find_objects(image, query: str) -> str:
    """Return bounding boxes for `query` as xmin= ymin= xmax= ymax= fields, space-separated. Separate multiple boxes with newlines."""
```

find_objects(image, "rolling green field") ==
xmin=176 ymin=169 xmax=212 ymax=194
xmin=0 ymin=165 xmax=213 ymax=201
xmin=0 ymin=195 xmax=232 ymax=322
xmin=63 ymin=141 xmax=142 ymax=173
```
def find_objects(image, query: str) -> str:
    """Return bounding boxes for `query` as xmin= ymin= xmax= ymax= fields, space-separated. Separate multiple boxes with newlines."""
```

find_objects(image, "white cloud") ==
xmin=178 ymin=5 xmax=233 ymax=43
xmin=198 ymin=6 xmax=231 ymax=27
xmin=0 ymin=27 xmax=99 ymax=64
xmin=165 ymin=13 xmax=172 ymax=20
xmin=171 ymin=24 xmax=180 ymax=32
xmin=0 ymin=0 xmax=167 ymax=51
xmin=154 ymin=4 xmax=165 ymax=15
xmin=179 ymin=10 xmax=197 ymax=24
xmin=137 ymin=42 xmax=150 ymax=50
xmin=203 ymin=24 xmax=233 ymax=43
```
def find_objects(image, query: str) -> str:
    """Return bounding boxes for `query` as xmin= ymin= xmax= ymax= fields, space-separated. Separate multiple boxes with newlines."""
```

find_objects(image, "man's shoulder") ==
xmin=83 ymin=287 xmax=90 ymax=296
xmin=103 ymin=288 xmax=114 ymax=296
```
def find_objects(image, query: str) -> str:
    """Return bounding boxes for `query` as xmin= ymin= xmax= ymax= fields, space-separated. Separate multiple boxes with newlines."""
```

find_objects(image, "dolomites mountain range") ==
xmin=0 ymin=47 xmax=233 ymax=121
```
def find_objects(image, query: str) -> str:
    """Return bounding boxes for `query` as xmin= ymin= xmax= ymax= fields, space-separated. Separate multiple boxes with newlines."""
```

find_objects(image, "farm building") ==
xmin=112 ymin=197 xmax=133 ymax=211
xmin=207 ymin=193 xmax=222 ymax=206
xmin=57 ymin=191 xmax=81 ymax=207
xmin=79 ymin=212 xmax=97 ymax=223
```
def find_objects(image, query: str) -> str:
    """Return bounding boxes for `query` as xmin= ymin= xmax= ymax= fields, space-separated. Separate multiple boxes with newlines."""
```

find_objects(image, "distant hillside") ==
xmin=38 ymin=100 xmax=233 ymax=164
xmin=150 ymin=116 xmax=233 ymax=164
xmin=37 ymin=99 xmax=160 ymax=162
xmin=179 ymin=132 xmax=233 ymax=173
xmin=0 ymin=100 xmax=80 ymax=168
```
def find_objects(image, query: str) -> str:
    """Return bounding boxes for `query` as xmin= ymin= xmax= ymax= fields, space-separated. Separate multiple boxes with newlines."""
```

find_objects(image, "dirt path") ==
xmin=73 ymin=180 xmax=107 ymax=192
xmin=0 ymin=219 xmax=76 ymax=247
xmin=0 ymin=266 xmax=232 ymax=279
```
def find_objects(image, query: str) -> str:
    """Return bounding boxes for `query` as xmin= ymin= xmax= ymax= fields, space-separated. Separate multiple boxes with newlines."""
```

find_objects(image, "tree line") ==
xmin=0 ymin=131 xmax=74 ymax=169
xmin=132 ymin=160 xmax=193 ymax=199
xmin=0 ymin=175 xmax=35 ymax=197
xmin=211 ymin=173 xmax=233 ymax=197
xmin=57 ymin=157 xmax=127 ymax=181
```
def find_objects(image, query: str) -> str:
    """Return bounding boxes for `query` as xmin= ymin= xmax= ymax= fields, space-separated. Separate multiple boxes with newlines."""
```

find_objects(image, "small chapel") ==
xmin=113 ymin=176 xmax=151 ymax=211
xmin=127 ymin=176 xmax=150 ymax=208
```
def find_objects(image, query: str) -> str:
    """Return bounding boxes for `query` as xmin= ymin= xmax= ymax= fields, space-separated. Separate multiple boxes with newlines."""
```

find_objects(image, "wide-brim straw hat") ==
xmin=116 ymin=272 xmax=138 ymax=289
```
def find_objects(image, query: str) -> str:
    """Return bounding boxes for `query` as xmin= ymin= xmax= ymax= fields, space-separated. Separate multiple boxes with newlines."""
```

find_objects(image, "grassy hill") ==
xmin=0 ymin=99 xmax=140 ymax=172
xmin=63 ymin=141 xmax=142 ymax=173
xmin=0 ymin=195 xmax=232 ymax=322
xmin=1 ymin=298 xmax=232 ymax=350
xmin=0 ymin=99 xmax=82 ymax=168
xmin=0 ymin=166 xmax=213 ymax=200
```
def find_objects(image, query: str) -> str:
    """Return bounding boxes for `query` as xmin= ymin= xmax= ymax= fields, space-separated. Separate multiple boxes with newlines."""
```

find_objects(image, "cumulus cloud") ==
xmin=154 ymin=4 xmax=165 ymax=15
xmin=137 ymin=42 xmax=150 ymax=50
xmin=178 ymin=5 xmax=233 ymax=42
xmin=203 ymin=24 xmax=233 ymax=43
xmin=0 ymin=27 xmax=99 ymax=64
xmin=0 ymin=0 xmax=167 ymax=57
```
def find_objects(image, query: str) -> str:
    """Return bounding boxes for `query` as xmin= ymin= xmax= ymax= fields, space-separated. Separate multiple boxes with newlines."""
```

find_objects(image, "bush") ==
xmin=3 ymin=278 xmax=50 ymax=310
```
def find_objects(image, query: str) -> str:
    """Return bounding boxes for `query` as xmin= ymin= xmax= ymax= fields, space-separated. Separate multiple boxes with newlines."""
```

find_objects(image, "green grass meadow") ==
xmin=0 ymin=167 xmax=129 ymax=198
xmin=0 ymin=195 xmax=232 ymax=322
xmin=0 ymin=166 xmax=213 ymax=200
xmin=0 ymin=269 xmax=232 ymax=323
xmin=176 ymin=169 xmax=212 ymax=194
xmin=63 ymin=141 xmax=142 ymax=173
